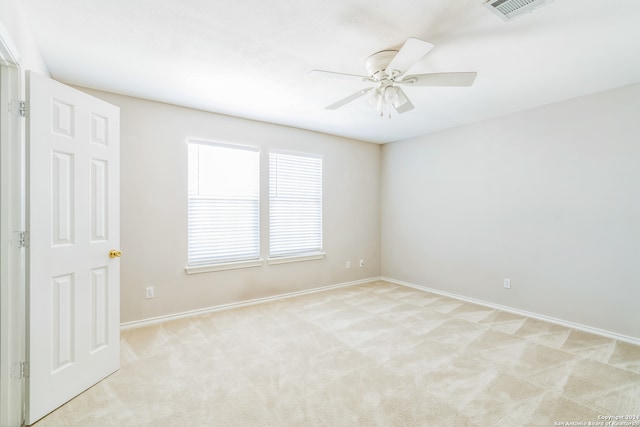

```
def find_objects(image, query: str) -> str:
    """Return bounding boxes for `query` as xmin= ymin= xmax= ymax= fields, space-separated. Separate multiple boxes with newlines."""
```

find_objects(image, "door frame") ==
xmin=0 ymin=23 xmax=26 ymax=427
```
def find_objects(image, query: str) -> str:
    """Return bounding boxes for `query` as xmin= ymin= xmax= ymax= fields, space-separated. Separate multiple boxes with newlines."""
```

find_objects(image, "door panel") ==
xmin=26 ymin=71 xmax=120 ymax=425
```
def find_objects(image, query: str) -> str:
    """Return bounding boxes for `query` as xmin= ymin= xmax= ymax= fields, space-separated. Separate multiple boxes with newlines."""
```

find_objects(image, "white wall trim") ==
xmin=0 ymin=28 xmax=23 ymax=427
xmin=122 ymin=275 xmax=640 ymax=346
xmin=381 ymin=277 xmax=640 ymax=346
xmin=0 ymin=21 xmax=20 ymax=66
xmin=267 ymin=252 xmax=325 ymax=265
xmin=185 ymin=259 xmax=264 ymax=275
xmin=120 ymin=277 xmax=380 ymax=330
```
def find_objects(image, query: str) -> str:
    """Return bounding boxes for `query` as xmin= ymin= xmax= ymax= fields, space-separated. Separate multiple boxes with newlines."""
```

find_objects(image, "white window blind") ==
xmin=269 ymin=152 xmax=322 ymax=257
xmin=188 ymin=141 xmax=260 ymax=266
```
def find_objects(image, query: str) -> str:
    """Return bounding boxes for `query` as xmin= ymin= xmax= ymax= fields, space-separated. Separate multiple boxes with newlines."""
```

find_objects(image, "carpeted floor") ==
xmin=33 ymin=281 xmax=640 ymax=426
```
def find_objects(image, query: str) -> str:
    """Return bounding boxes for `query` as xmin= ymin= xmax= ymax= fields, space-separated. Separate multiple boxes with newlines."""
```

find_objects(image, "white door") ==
xmin=26 ymin=71 xmax=120 ymax=425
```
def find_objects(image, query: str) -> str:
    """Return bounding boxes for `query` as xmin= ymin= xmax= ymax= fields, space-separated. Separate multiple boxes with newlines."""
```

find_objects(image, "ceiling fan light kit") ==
xmin=364 ymin=50 xmax=414 ymax=118
xmin=312 ymin=37 xmax=477 ymax=118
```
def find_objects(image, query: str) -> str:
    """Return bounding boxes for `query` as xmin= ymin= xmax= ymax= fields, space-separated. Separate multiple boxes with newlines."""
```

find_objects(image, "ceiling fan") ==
xmin=310 ymin=37 xmax=477 ymax=117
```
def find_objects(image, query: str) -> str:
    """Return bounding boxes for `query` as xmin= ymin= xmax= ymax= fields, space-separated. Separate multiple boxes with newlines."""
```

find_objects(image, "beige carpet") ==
xmin=33 ymin=281 xmax=640 ymax=426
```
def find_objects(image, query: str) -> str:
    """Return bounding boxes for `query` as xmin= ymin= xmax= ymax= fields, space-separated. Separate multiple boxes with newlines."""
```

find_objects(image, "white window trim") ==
xmin=185 ymin=258 xmax=264 ymax=275
xmin=187 ymin=139 xmax=261 ymax=267
xmin=267 ymin=252 xmax=325 ymax=266
xmin=185 ymin=143 xmax=327 ymax=274
xmin=269 ymin=150 xmax=323 ymax=258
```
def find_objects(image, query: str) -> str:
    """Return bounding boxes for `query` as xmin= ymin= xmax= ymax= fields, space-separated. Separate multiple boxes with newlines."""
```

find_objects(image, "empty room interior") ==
xmin=1 ymin=0 xmax=639 ymax=426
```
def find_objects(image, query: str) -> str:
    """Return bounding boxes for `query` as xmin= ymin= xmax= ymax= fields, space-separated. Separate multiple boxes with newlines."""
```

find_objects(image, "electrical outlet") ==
xmin=145 ymin=286 xmax=154 ymax=299
xmin=503 ymin=278 xmax=511 ymax=289
xmin=346 ymin=261 xmax=351 ymax=269
xmin=359 ymin=259 xmax=365 ymax=267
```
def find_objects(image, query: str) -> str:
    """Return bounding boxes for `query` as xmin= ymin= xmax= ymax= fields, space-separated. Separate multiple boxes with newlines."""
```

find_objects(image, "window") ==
xmin=269 ymin=152 xmax=323 ymax=259
xmin=187 ymin=141 xmax=260 ymax=268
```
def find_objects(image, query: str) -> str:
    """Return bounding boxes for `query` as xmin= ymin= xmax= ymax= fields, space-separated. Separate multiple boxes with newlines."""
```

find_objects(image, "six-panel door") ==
xmin=26 ymin=71 xmax=120 ymax=425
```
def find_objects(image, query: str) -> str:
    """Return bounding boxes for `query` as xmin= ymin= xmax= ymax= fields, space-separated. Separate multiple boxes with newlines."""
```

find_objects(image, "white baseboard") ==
xmin=120 ymin=277 xmax=380 ymax=330
xmin=381 ymin=277 xmax=640 ymax=346
xmin=121 ymin=275 xmax=640 ymax=346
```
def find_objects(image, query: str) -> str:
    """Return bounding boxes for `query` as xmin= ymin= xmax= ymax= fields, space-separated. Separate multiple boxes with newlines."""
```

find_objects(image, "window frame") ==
xmin=184 ymin=141 xmax=326 ymax=274
xmin=185 ymin=139 xmax=263 ymax=274
xmin=267 ymin=150 xmax=324 ymax=264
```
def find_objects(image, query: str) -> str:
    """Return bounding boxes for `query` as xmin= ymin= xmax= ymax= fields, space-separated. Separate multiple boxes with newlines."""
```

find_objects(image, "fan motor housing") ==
xmin=365 ymin=50 xmax=398 ymax=79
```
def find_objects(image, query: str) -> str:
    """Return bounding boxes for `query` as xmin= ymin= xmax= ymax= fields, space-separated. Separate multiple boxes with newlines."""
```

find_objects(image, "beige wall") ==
xmin=78 ymin=89 xmax=381 ymax=323
xmin=381 ymin=83 xmax=640 ymax=340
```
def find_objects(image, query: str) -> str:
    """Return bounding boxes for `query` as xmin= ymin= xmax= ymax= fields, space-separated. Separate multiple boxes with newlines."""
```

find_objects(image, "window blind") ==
xmin=269 ymin=152 xmax=322 ymax=257
xmin=188 ymin=142 xmax=260 ymax=265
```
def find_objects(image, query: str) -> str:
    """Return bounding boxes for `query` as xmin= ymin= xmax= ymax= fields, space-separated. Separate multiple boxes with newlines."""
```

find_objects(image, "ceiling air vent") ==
xmin=484 ymin=0 xmax=554 ymax=22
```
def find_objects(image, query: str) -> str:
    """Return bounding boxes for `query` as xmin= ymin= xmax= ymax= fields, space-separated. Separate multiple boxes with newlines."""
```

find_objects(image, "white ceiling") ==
xmin=21 ymin=0 xmax=640 ymax=143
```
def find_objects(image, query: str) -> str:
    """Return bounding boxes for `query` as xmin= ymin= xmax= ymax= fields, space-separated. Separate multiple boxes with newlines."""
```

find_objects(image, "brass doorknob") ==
xmin=109 ymin=249 xmax=122 ymax=259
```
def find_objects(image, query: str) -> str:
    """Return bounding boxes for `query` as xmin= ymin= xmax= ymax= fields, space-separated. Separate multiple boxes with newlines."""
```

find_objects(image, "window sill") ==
xmin=185 ymin=259 xmax=264 ymax=275
xmin=267 ymin=252 xmax=325 ymax=265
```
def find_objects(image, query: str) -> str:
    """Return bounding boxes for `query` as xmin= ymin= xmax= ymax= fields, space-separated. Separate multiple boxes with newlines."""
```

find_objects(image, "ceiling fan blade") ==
xmin=387 ymin=38 xmax=434 ymax=76
xmin=309 ymin=70 xmax=372 ymax=82
xmin=392 ymin=87 xmax=414 ymax=114
xmin=325 ymin=88 xmax=373 ymax=110
xmin=398 ymin=72 xmax=477 ymax=87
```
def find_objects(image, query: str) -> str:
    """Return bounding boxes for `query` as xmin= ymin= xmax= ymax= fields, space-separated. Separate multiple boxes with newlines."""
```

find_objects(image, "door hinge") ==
xmin=11 ymin=361 xmax=29 ymax=379
xmin=9 ymin=100 xmax=28 ymax=117
xmin=19 ymin=100 xmax=28 ymax=117
xmin=13 ymin=231 xmax=29 ymax=248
